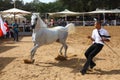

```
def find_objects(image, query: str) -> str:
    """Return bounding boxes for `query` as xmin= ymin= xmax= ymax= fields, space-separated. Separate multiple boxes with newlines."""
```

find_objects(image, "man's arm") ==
xmin=88 ymin=36 xmax=95 ymax=41
xmin=102 ymin=30 xmax=111 ymax=42
xmin=101 ymin=37 xmax=110 ymax=42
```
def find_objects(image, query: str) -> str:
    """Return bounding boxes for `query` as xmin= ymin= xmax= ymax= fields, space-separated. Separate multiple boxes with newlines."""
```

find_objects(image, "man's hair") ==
xmin=96 ymin=20 xmax=102 ymax=25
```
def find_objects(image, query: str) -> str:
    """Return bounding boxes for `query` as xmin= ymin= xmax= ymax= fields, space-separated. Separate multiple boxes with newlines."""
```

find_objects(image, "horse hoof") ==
xmin=55 ymin=55 xmax=67 ymax=61
xmin=24 ymin=59 xmax=35 ymax=64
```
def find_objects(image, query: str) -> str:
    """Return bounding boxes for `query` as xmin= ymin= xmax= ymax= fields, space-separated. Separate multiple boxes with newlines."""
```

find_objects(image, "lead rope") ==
xmin=97 ymin=30 xmax=119 ymax=57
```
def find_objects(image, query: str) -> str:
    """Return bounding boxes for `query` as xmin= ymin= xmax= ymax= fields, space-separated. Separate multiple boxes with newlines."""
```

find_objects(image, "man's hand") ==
xmin=101 ymin=37 xmax=110 ymax=42
xmin=87 ymin=36 xmax=94 ymax=41
xmin=87 ymin=36 xmax=91 ymax=39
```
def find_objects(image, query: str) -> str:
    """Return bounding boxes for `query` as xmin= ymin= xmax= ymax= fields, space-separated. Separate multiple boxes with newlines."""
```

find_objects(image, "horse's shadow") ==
xmin=47 ymin=57 xmax=107 ymax=73
xmin=51 ymin=58 xmax=85 ymax=73
xmin=36 ymin=57 xmax=104 ymax=73
xmin=35 ymin=58 xmax=85 ymax=73
xmin=34 ymin=57 xmax=120 ymax=75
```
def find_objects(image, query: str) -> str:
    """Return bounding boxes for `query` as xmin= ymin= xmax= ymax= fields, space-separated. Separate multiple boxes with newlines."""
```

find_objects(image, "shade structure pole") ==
xmin=14 ymin=0 xmax=16 ymax=8
xmin=13 ymin=13 xmax=16 ymax=22
xmin=83 ymin=14 xmax=85 ymax=26
xmin=103 ymin=13 xmax=106 ymax=23
xmin=13 ymin=0 xmax=16 ymax=22
xmin=65 ymin=15 xmax=67 ymax=21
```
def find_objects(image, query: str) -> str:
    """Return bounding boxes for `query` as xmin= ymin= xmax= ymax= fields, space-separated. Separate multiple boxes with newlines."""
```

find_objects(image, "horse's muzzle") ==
xmin=31 ymin=24 xmax=35 ymax=29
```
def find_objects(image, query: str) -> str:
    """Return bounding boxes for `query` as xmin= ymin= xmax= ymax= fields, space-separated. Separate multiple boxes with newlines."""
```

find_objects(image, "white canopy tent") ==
xmin=48 ymin=9 xmax=86 ymax=26
xmin=3 ymin=14 xmax=25 ymax=18
xmin=110 ymin=9 xmax=120 ymax=13
xmin=56 ymin=9 xmax=81 ymax=15
xmin=88 ymin=9 xmax=112 ymax=14
xmin=3 ymin=14 xmax=26 ymax=24
xmin=1 ymin=8 xmax=31 ymax=32
xmin=87 ymin=8 xmax=120 ymax=24
xmin=2 ymin=8 xmax=31 ymax=14
xmin=48 ymin=9 xmax=82 ymax=17
xmin=1 ymin=8 xmax=31 ymax=21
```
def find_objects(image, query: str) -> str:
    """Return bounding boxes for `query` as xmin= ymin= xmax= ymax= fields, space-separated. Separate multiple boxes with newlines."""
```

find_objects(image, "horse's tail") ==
xmin=65 ymin=23 xmax=75 ymax=34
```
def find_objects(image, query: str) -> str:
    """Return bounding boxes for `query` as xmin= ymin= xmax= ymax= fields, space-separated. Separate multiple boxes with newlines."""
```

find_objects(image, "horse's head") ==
xmin=31 ymin=13 xmax=47 ymax=30
xmin=31 ymin=13 xmax=38 ymax=29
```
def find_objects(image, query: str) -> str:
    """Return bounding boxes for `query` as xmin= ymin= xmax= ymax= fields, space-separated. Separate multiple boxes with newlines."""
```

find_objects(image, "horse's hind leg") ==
xmin=59 ymin=42 xmax=68 ymax=57
xmin=63 ymin=33 xmax=68 ymax=57
xmin=59 ymin=46 xmax=63 ymax=55
xmin=63 ymin=43 xmax=68 ymax=57
xmin=30 ymin=44 xmax=39 ymax=61
xmin=59 ymin=32 xmax=68 ymax=57
xmin=60 ymin=41 xmax=68 ymax=57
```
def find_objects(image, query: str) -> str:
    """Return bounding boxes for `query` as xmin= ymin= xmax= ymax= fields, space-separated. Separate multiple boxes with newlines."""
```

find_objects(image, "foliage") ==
xmin=0 ymin=0 xmax=119 ymax=13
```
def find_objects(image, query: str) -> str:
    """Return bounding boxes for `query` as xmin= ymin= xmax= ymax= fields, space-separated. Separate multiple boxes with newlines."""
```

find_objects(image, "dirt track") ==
xmin=0 ymin=26 xmax=120 ymax=80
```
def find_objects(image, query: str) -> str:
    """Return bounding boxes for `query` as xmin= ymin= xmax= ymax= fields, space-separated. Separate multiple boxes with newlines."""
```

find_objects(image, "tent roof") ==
xmin=1 ymin=8 xmax=31 ymax=15
xmin=110 ymin=9 xmax=120 ymax=13
xmin=56 ymin=9 xmax=80 ymax=15
xmin=3 ymin=14 xmax=25 ymax=19
xmin=48 ymin=9 xmax=83 ymax=17
xmin=87 ymin=9 xmax=120 ymax=14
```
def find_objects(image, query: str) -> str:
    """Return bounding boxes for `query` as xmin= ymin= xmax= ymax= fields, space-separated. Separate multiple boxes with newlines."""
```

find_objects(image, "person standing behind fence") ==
xmin=4 ymin=20 xmax=10 ymax=38
xmin=50 ymin=18 xmax=54 ymax=27
xmin=12 ymin=20 xmax=19 ymax=41
xmin=80 ymin=20 xmax=111 ymax=75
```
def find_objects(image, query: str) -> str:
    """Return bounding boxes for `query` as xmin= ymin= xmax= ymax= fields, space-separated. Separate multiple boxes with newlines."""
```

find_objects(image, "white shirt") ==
xmin=91 ymin=28 xmax=110 ymax=45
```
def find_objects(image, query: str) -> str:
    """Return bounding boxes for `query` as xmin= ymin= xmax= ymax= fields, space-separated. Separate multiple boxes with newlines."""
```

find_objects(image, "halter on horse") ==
xmin=26 ymin=13 xmax=75 ymax=63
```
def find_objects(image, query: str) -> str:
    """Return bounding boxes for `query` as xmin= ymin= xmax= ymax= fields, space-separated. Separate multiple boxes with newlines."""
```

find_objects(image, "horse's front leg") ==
xmin=30 ymin=44 xmax=39 ymax=61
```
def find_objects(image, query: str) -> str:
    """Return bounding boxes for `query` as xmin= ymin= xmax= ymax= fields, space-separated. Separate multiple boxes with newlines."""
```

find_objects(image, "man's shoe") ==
xmin=90 ymin=63 xmax=96 ymax=69
xmin=80 ymin=70 xmax=86 ymax=75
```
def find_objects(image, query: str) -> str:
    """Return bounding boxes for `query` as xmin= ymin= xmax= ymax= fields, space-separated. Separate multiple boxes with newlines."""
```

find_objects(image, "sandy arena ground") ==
xmin=0 ymin=26 xmax=120 ymax=80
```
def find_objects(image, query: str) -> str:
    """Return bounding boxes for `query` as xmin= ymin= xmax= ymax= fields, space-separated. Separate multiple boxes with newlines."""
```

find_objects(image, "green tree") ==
xmin=0 ymin=0 xmax=13 ymax=10
xmin=1 ymin=0 xmax=119 ymax=14
xmin=15 ymin=0 xmax=24 ymax=8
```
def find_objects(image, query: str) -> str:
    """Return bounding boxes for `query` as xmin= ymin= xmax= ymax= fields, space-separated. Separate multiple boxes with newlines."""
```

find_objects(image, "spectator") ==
xmin=12 ymin=20 xmax=19 ymax=41
xmin=4 ymin=20 xmax=10 ymax=38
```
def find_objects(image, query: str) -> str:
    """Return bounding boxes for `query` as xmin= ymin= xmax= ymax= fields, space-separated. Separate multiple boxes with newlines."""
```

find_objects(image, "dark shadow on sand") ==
xmin=0 ymin=46 xmax=18 ymax=54
xmin=34 ymin=58 xmax=86 ymax=73
xmin=0 ymin=36 xmax=32 ymax=53
xmin=0 ymin=57 xmax=16 ymax=71
xmin=89 ymin=68 xmax=120 ymax=75
xmin=33 ymin=56 xmax=109 ymax=74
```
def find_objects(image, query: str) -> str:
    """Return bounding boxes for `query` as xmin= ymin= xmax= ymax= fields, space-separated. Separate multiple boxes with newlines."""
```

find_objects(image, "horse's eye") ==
xmin=35 ymin=18 xmax=38 ymax=21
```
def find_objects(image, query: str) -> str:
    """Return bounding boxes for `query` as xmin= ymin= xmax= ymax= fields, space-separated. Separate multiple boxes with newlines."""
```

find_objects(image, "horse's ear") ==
xmin=31 ymin=12 xmax=35 ymax=15
xmin=31 ymin=13 xmax=34 ymax=17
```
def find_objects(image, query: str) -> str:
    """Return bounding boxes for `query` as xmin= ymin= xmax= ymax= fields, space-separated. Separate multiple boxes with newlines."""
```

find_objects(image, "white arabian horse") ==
xmin=29 ymin=13 xmax=75 ymax=62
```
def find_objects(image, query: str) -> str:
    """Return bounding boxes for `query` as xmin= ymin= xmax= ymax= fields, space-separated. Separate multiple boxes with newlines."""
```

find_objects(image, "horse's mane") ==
xmin=32 ymin=13 xmax=47 ymax=32
xmin=34 ymin=13 xmax=47 ymax=28
xmin=31 ymin=13 xmax=48 ymax=34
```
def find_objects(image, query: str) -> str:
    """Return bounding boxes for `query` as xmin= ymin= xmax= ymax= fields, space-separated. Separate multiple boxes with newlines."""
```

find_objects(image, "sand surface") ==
xmin=0 ymin=26 xmax=120 ymax=80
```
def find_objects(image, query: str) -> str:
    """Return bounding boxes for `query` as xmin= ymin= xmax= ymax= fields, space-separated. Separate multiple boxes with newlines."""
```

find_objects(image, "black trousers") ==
xmin=82 ymin=43 xmax=104 ymax=71
xmin=13 ymin=31 xmax=18 ymax=41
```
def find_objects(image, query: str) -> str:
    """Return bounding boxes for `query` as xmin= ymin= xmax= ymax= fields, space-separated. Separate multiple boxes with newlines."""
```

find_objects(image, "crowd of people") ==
xmin=1 ymin=19 xmax=19 ymax=41
xmin=1 ymin=19 xmax=31 ymax=42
